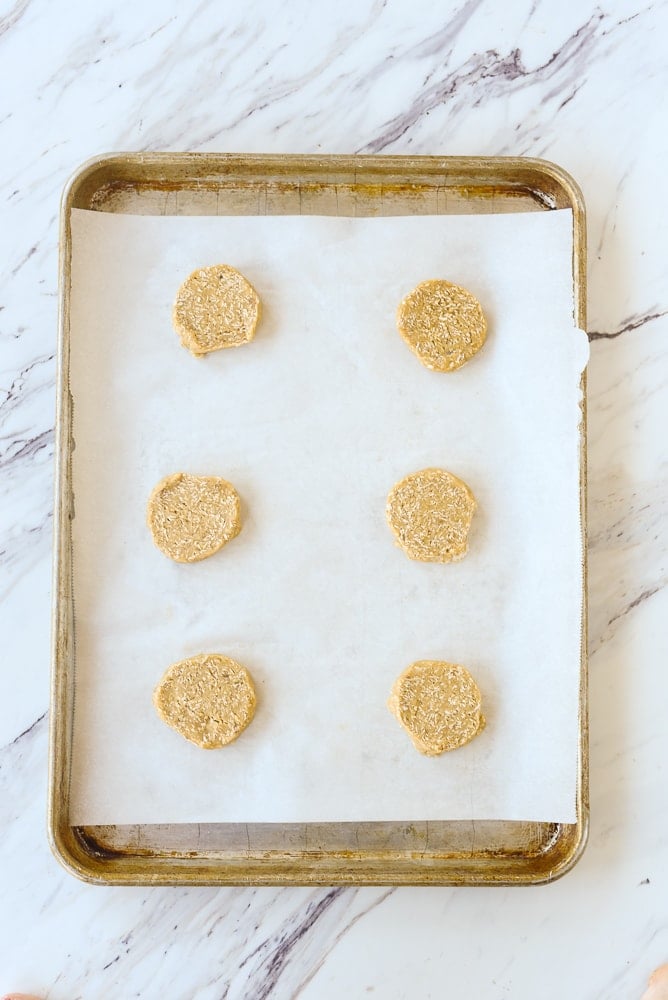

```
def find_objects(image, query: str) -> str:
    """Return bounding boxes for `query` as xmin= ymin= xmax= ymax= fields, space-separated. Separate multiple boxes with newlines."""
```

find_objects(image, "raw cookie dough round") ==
xmin=388 ymin=660 xmax=484 ymax=755
xmin=154 ymin=653 xmax=257 ymax=749
xmin=173 ymin=264 xmax=261 ymax=357
xmin=396 ymin=279 xmax=487 ymax=371
xmin=147 ymin=472 xmax=241 ymax=563
xmin=386 ymin=467 xmax=476 ymax=563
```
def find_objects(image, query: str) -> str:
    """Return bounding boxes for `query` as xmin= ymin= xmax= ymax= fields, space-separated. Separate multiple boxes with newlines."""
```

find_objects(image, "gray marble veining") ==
xmin=1 ymin=0 xmax=666 ymax=997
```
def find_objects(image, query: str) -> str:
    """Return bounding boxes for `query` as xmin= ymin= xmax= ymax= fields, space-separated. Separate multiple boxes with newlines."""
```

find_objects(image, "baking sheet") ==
xmin=68 ymin=206 xmax=587 ymax=826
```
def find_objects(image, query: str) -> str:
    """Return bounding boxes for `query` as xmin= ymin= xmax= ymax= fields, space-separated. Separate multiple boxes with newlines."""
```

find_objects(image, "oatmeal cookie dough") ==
xmin=173 ymin=264 xmax=261 ymax=357
xmin=154 ymin=653 xmax=257 ymax=749
xmin=147 ymin=472 xmax=241 ymax=563
xmin=396 ymin=279 xmax=487 ymax=371
xmin=389 ymin=660 xmax=484 ymax=755
xmin=386 ymin=467 xmax=476 ymax=563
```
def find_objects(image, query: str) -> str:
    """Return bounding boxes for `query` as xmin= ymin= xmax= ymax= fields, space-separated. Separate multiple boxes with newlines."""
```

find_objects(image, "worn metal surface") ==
xmin=50 ymin=153 xmax=588 ymax=885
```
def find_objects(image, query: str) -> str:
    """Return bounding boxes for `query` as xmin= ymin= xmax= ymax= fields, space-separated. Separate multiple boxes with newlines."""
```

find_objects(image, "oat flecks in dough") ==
xmin=396 ymin=279 xmax=487 ymax=371
xmin=173 ymin=264 xmax=261 ymax=357
xmin=147 ymin=472 xmax=241 ymax=563
xmin=386 ymin=467 xmax=476 ymax=563
xmin=388 ymin=660 xmax=484 ymax=755
xmin=154 ymin=653 xmax=257 ymax=749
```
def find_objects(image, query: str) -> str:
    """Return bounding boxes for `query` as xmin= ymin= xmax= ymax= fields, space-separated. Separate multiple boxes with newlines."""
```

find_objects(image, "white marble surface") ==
xmin=1 ymin=0 xmax=666 ymax=996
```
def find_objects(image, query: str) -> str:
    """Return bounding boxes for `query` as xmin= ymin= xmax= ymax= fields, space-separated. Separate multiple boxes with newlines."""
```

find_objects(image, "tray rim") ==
xmin=49 ymin=152 xmax=588 ymax=886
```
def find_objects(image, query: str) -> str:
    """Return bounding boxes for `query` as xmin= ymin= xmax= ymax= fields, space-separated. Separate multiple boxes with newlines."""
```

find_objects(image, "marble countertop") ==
xmin=1 ymin=0 xmax=666 ymax=997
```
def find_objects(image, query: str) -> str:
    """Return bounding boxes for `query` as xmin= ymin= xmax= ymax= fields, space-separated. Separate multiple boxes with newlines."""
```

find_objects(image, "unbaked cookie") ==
xmin=147 ymin=472 xmax=241 ymax=563
xmin=173 ymin=264 xmax=261 ymax=357
xmin=154 ymin=653 xmax=257 ymax=749
xmin=396 ymin=279 xmax=487 ymax=371
xmin=386 ymin=467 xmax=476 ymax=563
xmin=388 ymin=660 xmax=484 ymax=755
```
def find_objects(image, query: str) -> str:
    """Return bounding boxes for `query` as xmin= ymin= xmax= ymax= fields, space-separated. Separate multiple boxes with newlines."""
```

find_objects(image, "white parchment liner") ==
xmin=68 ymin=208 xmax=587 ymax=825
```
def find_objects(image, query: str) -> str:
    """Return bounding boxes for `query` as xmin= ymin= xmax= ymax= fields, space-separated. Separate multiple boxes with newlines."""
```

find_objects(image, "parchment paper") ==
xmin=68 ymin=206 xmax=588 ymax=825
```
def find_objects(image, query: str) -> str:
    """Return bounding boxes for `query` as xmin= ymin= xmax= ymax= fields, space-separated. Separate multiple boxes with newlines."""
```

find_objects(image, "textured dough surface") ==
xmin=386 ymin=467 xmax=476 ymax=562
xmin=173 ymin=264 xmax=261 ymax=356
xmin=154 ymin=653 xmax=257 ymax=749
xmin=147 ymin=472 xmax=241 ymax=563
xmin=388 ymin=660 xmax=484 ymax=755
xmin=396 ymin=279 xmax=487 ymax=371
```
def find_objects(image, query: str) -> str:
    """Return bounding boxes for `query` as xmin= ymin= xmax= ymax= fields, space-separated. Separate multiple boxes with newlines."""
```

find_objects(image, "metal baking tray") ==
xmin=50 ymin=153 xmax=588 ymax=885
